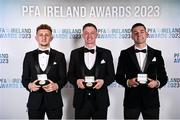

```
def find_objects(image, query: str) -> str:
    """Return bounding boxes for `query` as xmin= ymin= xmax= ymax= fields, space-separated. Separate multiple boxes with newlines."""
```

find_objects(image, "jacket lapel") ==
xmin=95 ymin=47 xmax=102 ymax=78
xmin=33 ymin=49 xmax=41 ymax=73
xmin=128 ymin=46 xmax=141 ymax=72
xmin=46 ymin=48 xmax=55 ymax=74
xmin=143 ymin=46 xmax=154 ymax=72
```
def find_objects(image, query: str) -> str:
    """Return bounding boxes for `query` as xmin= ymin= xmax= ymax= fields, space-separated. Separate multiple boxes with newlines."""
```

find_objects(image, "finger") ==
xmin=148 ymin=83 xmax=154 ymax=88
xmin=93 ymin=83 xmax=99 ymax=89
xmin=48 ymin=80 xmax=54 ymax=83
xmin=149 ymin=85 xmax=153 ymax=88
xmin=45 ymin=89 xmax=51 ymax=92
xmin=96 ymin=85 xmax=102 ymax=89
xmin=132 ymin=85 xmax=136 ymax=87
xmin=148 ymin=78 xmax=153 ymax=81
xmin=79 ymin=86 xmax=85 ymax=89
xmin=42 ymin=86 xmax=47 ymax=90
xmin=43 ymin=87 xmax=51 ymax=92
xmin=33 ymin=80 xmax=39 ymax=83
xmin=78 ymin=83 xmax=85 ymax=89
xmin=93 ymin=85 xmax=97 ymax=89
xmin=77 ymin=83 xmax=82 ymax=88
xmin=42 ymin=85 xmax=48 ymax=88
xmin=42 ymin=85 xmax=49 ymax=90
xmin=81 ymin=84 xmax=85 ymax=89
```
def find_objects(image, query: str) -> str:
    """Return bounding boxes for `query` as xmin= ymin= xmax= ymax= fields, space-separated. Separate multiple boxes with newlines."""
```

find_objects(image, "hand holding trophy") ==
xmin=35 ymin=74 xmax=50 ymax=86
xmin=137 ymin=74 xmax=147 ymax=84
xmin=84 ymin=76 xmax=96 ymax=88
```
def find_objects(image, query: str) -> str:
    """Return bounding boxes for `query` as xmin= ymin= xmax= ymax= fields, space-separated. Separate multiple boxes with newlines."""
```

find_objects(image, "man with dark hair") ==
xmin=68 ymin=23 xmax=115 ymax=119
xmin=22 ymin=24 xmax=67 ymax=119
xmin=115 ymin=23 xmax=168 ymax=119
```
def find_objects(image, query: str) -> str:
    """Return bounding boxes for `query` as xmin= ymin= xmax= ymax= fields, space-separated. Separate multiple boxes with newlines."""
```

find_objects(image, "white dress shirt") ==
xmin=84 ymin=46 xmax=96 ymax=70
xmin=135 ymin=46 xmax=147 ymax=72
xmin=38 ymin=48 xmax=50 ymax=71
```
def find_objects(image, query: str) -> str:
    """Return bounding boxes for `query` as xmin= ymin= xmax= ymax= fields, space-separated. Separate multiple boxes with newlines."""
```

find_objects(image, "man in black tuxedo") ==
xmin=115 ymin=23 xmax=168 ymax=119
xmin=68 ymin=23 xmax=115 ymax=119
xmin=22 ymin=24 xmax=67 ymax=119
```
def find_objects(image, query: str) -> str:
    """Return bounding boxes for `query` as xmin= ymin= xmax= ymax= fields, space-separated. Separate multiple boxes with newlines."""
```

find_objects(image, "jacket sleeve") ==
xmin=115 ymin=50 xmax=128 ymax=87
xmin=21 ymin=53 xmax=31 ymax=92
xmin=56 ymin=53 xmax=67 ymax=90
xmin=156 ymin=51 xmax=168 ymax=88
xmin=67 ymin=51 xmax=79 ymax=87
xmin=102 ymin=50 xmax=115 ymax=87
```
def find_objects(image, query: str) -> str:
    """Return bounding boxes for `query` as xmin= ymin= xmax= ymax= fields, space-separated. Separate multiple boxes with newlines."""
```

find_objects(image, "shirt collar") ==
xmin=38 ymin=47 xmax=50 ymax=51
xmin=84 ymin=46 xmax=96 ymax=50
xmin=134 ymin=45 xmax=147 ymax=50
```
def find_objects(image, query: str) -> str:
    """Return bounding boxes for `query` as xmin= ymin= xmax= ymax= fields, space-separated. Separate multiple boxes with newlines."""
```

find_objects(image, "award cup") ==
xmin=137 ymin=74 xmax=147 ymax=84
xmin=84 ymin=76 xmax=95 ymax=88
xmin=35 ymin=74 xmax=50 ymax=86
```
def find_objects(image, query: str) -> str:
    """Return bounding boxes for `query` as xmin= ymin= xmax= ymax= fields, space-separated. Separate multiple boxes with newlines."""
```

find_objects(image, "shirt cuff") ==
xmin=156 ymin=80 xmax=160 ymax=88
xmin=127 ymin=79 xmax=131 ymax=88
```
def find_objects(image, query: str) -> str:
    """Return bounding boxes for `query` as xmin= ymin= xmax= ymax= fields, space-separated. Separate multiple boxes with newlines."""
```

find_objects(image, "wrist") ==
xmin=54 ymin=83 xmax=59 ymax=92
xmin=127 ymin=79 xmax=131 ymax=87
xmin=28 ymin=83 xmax=33 ymax=92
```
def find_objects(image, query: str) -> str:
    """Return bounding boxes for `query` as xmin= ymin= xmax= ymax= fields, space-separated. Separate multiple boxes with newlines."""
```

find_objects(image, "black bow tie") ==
xmin=38 ymin=50 xmax=49 ymax=55
xmin=84 ymin=48 xmax=95 ymax=54
xmin=135 ymin=49 xmax=146 ymax=53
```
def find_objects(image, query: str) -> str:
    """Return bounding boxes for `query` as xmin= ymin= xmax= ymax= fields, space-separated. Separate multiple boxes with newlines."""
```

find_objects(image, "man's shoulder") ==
xmin=97 ymin=46 xmax=111 ymax=53
xmin=71 ymin=47 xmax=84 ymax=53
xmin=51 ymin=48 xmax=63 ymax=53
xmin=25 ymin=49 xmax=37 ymax=55
xmin=121 ymin=45 xmax=134 ymax=52
xmin=50 ymin=48 xmax=65 ymax=56
xmin=148 ymin=46 xmax=161 ymax=53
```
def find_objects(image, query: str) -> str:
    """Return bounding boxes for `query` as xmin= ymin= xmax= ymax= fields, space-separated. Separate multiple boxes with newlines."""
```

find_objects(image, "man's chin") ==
xmin=40 ymin=44 xmax=49 ymax=47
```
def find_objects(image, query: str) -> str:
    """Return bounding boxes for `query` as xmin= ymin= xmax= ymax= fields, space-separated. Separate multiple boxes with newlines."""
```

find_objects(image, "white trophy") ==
xmin=137 ymin=74 xmax=147 ymax=84
xmin=84 ymin=76 xmax=95 ymax=87
xmin=36 ymin=74 xmax=49 ymax=86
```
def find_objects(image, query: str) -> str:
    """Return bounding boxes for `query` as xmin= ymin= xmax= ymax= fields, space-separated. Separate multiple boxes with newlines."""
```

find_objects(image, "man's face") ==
xmin=35 ymin=29 xmax=53 ymax=48
xmin=131 ymin=26 xmax=148 ymax=45
xmin=82 ymin=26 xmax=97 ymax=47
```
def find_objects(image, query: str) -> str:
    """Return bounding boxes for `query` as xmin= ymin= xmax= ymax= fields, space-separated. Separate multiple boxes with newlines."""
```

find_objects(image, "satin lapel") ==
xmin=143 ymin=47 xmax=154 ymax=72
xmin=95 ymin=47 xmax=102 ymax=78
xmin=46 ymin=49 xmax=55 ymax=74
xmin=128 ymin=46 xmax=141 ymax=72
xmin=33 ymin=49 xmax=41 ymax=73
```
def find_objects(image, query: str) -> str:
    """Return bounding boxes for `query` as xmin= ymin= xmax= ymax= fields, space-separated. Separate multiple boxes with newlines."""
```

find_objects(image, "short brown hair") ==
xmin=131 ymin=23 xmax=146 ymax=32
xmin=83 ymin=23 xmax=97 ymax=31
xmin=36 ymin=24 xmax=52 ymax=34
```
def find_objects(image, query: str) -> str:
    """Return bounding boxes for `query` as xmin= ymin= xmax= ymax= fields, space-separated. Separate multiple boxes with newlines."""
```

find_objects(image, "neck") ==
xmin=135 ymin=43 xmax=146 ymax=49
xmin=85 ymin=44 xmax=96 ymax=49
xmin=39 ymin=45 xmax=50 ymax=50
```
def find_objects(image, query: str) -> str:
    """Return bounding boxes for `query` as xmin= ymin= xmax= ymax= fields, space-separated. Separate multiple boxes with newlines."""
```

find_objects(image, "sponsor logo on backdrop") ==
xmin=0 ymin=27 xmax=31 ymax=39
xmin=174 ymin=52 xmax=180 ymax=63
xmin=0 ymin=53 xmax=8 ymax=64
xmin=148 ymin=28 xmax=180 ymax=39
xmin=1 ymin=27 xmax=179 ymax=40
xmin=52 ymin=27 xmax=180 ymax=40
xmin=53 ymin=28 xmax=81 ymax=39
xmin=166 ymin=78 xmax=180 ymax=88
xmin=0 ymin=78 xmax=23 ymax=88
xmin=0 ymin=77 xmax=122 ymax=89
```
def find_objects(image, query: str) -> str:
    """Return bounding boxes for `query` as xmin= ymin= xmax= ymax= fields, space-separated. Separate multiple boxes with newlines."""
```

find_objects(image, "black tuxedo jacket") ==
xmin=22 ymin=48 xmax=67 ymax=110
xmin=68 ymin=46 xmax=115 ymax=109
xmin=115 ymin=45 xmax=168 ymax=108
